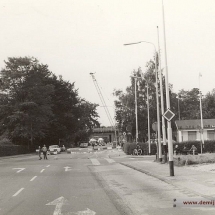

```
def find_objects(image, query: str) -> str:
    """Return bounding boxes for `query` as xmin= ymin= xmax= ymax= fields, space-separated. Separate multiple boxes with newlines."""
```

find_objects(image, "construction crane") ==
xmin=90 ymin=73 xmax=117 ymax=142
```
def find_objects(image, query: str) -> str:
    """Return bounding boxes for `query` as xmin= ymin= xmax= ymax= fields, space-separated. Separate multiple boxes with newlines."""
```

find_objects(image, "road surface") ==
xmin=0 ymin=148 xmax=214 ymax=215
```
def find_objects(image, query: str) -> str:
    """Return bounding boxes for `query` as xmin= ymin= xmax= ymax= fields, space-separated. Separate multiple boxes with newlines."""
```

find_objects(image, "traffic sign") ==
xmin=126 ymin=125 xmax=132 ymax=132
xmin=163 ymin=109 xmax=175 ymax=122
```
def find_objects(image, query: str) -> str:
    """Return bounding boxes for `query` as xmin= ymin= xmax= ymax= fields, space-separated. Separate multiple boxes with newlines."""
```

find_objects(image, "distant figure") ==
xmin=190 ymin=145 xmax=197 ymax=155
xmin=174 ymin=145 xmax=179 ymax=155
xmin=62 ymin=145 xmax=66 ymax=152
xmin=42 ymin=145 xmax=48 ymax=160
xmin=38 ymin=146 xmax=42 ymax=160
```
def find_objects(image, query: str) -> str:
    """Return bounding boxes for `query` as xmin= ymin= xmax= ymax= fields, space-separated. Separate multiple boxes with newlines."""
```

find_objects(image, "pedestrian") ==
xmin=174 ymin=145 xmax=179 ymax=155
xmin=190 ymin=145 xmax=197 ymax=155
xmin=42 ymin=145 xmax=48 ymax=160
xmin=38 ymin=146 xmax=42 ymax=160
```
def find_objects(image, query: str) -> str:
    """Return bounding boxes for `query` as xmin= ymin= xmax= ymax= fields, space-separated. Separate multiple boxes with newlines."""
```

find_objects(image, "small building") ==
xmin=90 ymin=126 xmax=118 ymax=143
xmin=175 ymin=119 xmax=215 ymax=142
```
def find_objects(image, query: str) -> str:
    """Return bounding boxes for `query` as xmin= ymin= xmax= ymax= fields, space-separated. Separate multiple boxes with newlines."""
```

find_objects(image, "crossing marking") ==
xmin=90 ymin=159 xmax=100 ymax=165
xmin=13 ymin=188 xmax=24 ymax=197
xmin=30 ymin=176 xmax=37 ymax=181
xmin=104 ymin=158 xmax=115 ymax=163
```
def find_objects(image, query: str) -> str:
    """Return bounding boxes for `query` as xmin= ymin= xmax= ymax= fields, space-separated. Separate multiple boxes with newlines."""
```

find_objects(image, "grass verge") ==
xmin=174 ymin=153 xmax=215 ymax=166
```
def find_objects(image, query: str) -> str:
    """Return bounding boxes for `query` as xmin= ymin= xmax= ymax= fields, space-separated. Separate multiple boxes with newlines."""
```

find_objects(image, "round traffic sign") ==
xmin=126 ymin=125 xmax=132 ymax=132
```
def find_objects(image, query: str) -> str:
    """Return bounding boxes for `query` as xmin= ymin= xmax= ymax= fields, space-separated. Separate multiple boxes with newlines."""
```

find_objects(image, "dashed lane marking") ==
xmin=104 ymin=158 xmax=115 ymax=163
xmin=30 ymin=176 xmax=37 ymax=182
xmin=90 ymin=159 xmax=100 ymax=165
xmin=12 ymin=188 xmax=24 ymax=197
xmin=46 ymin=165 xmax=50 ymax=167
xmin=40 ymin=169 xmax=45 ymax=173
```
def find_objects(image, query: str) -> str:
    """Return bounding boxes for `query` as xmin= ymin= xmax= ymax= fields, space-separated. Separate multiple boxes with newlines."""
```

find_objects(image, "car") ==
xmin=79 ymin=142 xmax=88 ymax=148
xmin=49 ymin=145 xmax=61 ymax=154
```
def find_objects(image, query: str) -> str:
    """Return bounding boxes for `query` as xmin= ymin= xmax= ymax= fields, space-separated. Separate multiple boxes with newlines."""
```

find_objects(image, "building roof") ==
xmin=175 ymin=119 xmax=215 ymax=130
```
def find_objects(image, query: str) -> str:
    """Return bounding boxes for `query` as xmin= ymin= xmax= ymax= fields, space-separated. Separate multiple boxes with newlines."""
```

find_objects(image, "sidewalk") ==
xmin=121 ymin=156 xmax=215 ymax=199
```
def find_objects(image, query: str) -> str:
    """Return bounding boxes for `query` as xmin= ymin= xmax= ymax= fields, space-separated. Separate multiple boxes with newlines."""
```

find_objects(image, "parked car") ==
xmin=79 ymin=142 xmax=88 ymax=148
xmin=49 ymin=145 xmax=61 ymax=154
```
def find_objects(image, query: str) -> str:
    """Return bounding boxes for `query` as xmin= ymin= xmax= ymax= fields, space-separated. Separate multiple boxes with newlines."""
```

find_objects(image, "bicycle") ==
xmin=132 ymin=144 xmax=142 ymax=156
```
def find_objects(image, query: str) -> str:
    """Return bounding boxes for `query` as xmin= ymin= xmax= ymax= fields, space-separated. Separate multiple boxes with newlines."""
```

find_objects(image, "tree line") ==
xmin=114 ymin=57 xmax=215 ymax=142
xmin=0 ymin=57 xmax=100 ymax=148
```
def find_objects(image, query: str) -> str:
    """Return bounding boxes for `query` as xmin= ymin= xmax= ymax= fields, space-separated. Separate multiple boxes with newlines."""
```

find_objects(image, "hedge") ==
xmin=123 ymin=142 xmax=157 ymax=155
xmin=0 ymin=145 xmax=32 ymax=157
xmin=173 ymin=140 xmax=215 ymax=154
xmin=123 ymin=140 xmax=215 ymax=155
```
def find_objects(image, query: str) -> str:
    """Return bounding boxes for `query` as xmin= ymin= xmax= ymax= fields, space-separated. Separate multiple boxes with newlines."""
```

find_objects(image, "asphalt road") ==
xmin=0 ymin=149 xmax=214 ymax=215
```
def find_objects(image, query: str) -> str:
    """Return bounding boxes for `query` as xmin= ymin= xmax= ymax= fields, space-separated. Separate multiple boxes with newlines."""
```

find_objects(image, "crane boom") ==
xmin=90 ymin=73 xmax=114 ymax=128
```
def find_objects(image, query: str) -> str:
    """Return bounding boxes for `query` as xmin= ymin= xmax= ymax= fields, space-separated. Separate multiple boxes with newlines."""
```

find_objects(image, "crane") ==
xmin=90 ymin=73 xmax=117 ymax=142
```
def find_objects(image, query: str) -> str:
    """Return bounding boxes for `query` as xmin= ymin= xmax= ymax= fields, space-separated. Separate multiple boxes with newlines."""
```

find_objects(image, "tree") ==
xmin=0 ymin=57 xmax=100 ymax=147
xmin=0 ymin=57 xmax=54 ymax=147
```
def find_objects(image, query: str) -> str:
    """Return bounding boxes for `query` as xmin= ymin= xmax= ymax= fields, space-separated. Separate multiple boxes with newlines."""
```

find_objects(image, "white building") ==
xmin=175 ymin=119 xmax=215 ymax=142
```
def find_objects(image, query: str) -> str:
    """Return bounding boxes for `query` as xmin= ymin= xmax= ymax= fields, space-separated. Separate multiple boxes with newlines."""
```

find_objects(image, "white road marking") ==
xmin=46 ymin=196 xmax=68 ymax=215
xmin=76 ymin=208 xmax=96 ymax=215
xmin=104 ymin=158 xmax=115 ymax=163
xmin=12 ymin=168 xmax=25 ymax=173
xmin=46 ymin=165 xmax=50 ymax=167
xmin=13 ymin=188 xmax=24 ymax=197
xmin=40 ymin=169 xmax=45 ymax=173
xmin=90 ymin=159 xmax=100 ymax=165
xmin=30 ymin=176 xmax=37 ymax=181
xmin=64 ymin=166 xmax=71 ymax=172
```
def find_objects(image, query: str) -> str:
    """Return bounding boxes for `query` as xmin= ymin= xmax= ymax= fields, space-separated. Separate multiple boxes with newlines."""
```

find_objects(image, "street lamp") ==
xmin=124 ymin=41 xmax=162 ymax=162
xmin=176 ymin=94 xmax=181 ymax=120
xmin=199 ymin=73 xmax=204 ymax=154
xmin=130 ymin=72 xmax=141 ymax=143
xmin=157 ymin=26 xmax=167 ymax=163
xmin=146 ymin=83 xmax=151 ymax=155
xmin=162 ymin=0 xmax=174 ymax=176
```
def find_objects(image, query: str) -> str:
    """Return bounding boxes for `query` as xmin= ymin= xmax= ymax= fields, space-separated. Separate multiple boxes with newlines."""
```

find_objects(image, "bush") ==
xmin=0 ymin=137 xmax=12 ymax=146
xmin=174 ymin=153 xmax=215 ymax=166
xmin=173 ymin=140 xmax=215 ymax=154
xmin=0 ymin=145 xmax=30 ymax=157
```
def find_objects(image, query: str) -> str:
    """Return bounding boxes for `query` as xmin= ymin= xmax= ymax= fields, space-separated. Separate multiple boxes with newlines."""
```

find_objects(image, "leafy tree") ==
xmin=0 ymin=57 xmax=100 ymax=148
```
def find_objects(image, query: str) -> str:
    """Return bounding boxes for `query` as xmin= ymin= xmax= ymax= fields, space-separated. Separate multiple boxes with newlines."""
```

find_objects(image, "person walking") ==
xmin=42 ymin=145 xmax=48 ymax=160
xmin=38 ymin=146 xmax=42 ymax=160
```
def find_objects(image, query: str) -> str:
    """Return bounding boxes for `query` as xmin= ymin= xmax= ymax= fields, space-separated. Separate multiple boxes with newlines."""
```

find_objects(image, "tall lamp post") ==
xmin=177 ymin=94 xmax=181 ymax=120
xmin=124 ymin=41 xmax=162 ymax=162
xmin=131 ymin=72 xmax=141 ymax=143
xmin=147 ymin=83 xmax=151 ymax=155
xmin=199 ymin=73 xmax=204 ymax=154
xmin=162 ymin=0 xmax=174 ymax=176
xmin=157 ymin=26 xmax=167 ymax=162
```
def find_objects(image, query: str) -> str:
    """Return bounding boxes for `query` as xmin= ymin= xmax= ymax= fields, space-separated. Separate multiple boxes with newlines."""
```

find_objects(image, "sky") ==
xmin=0 ymin=0 xmax=215 ymax=126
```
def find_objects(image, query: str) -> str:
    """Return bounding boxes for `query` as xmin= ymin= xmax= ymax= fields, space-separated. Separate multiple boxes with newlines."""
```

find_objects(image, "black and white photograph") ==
xmin=0 ymin=0 xmax=215 ymax=214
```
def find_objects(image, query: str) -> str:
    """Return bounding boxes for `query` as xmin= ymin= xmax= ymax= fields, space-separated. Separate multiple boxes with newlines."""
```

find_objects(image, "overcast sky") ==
xmin=0 ymin=0 xmax=215 ymax=126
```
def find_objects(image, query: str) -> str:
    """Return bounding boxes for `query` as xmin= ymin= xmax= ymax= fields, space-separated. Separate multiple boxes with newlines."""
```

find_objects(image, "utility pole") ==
xmin=157 ymin=26 xmax=167 ymax=163
xmin=162 ymin=0 xmax=174 ymax=176
xmin=147 ymin=83 xmax=151 ymax=155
